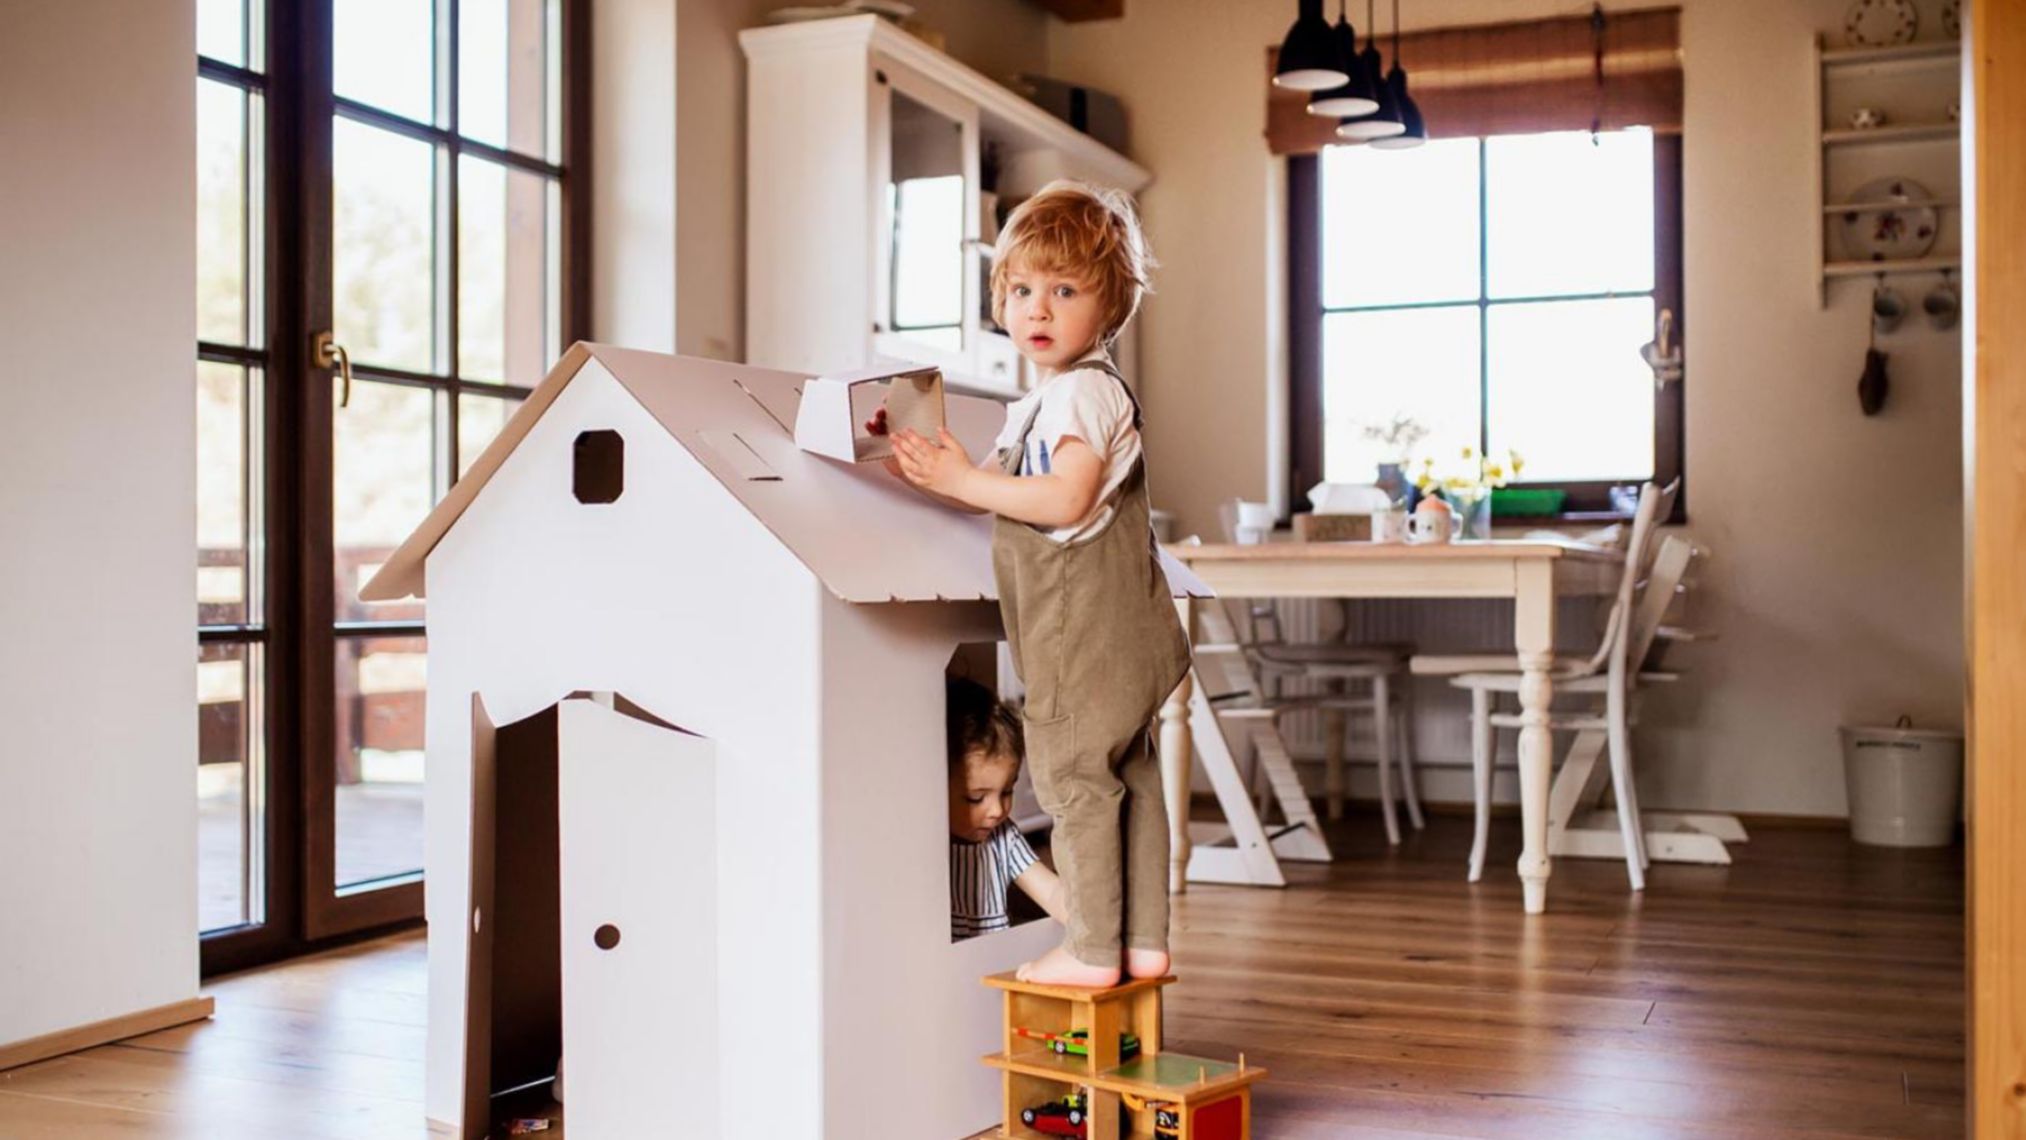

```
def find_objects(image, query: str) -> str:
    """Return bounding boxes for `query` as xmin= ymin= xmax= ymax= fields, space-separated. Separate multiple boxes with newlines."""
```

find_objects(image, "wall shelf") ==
xmin=1822 ymin=122 xmax=1960 ymax=146
xmin=1823 ymin=196 xmax=1957 ymax=214
xmin=1811 ymin=33 xmax=1964 ymax=306
xmin=1820 ymin=40 xmax=1960 ymax=67
xmin=1823 ymin=256 xmax=1960 ymax=278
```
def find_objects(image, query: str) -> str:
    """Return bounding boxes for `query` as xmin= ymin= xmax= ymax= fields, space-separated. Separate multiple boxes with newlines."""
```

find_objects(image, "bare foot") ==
xmin=1016 ymin=944 xmax=1122 ymax=988
xmin=1124 ymin=947 xmax=1170 ymax=979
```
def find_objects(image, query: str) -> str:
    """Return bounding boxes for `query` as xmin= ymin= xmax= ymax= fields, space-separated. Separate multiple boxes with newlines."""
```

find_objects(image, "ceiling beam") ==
xmin=1025 ymin=0 xmax=1123 ymax=22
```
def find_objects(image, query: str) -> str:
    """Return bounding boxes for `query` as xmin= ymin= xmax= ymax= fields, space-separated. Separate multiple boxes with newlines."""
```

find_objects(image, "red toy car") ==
xmin=1020 ymin=1093 xmax=1090 ymax=1137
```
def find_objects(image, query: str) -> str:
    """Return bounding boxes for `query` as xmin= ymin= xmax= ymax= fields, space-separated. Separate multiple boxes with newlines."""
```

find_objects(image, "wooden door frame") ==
xmin=1967 ymin=3 xmax=2025 ymax=1134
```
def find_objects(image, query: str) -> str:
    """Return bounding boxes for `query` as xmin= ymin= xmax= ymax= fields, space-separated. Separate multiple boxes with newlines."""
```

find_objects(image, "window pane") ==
xmin=460 ymin=0 xmax=554 ymax=157
xmin=335 ymin=379 xmax=439 ymax=624
xmin=1486 ymin=297 xmax=1655 ymax=482
xmin=459 ymin=156 xmax=555 ymax=386
xmin=891 ymin=174 xmax=965 ymax=339
xmin=198 ymin=362 xmax=257 ymax=625
xmin=1321 ymin=306 xmax=1482 ymax=484
xmin=1322 ymin=137 xmax=1481 ymax=309
xmin=199 ymin=640 xmax=263 ymax=932
xmin=197 ymin=80 xmax=247 ymax=346
xmin=335 ymin=120 xmax=438 ymax=373
xmin=197 ymin=0 xmax=245 ymax=68
xmin=458 ymin=392 xmax=524 ymax=478
xmin=335 ymin=635 xmax=426 ymax=889
xmin=1486 ymin=129 xmax=1654 ymax=299
xmin=334 ymin=0 xmax=437 ymax=125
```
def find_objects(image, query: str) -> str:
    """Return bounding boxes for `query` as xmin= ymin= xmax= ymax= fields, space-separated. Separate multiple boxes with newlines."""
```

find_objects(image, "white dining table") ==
xmin=1158 ymin=539 xmax=1624 ymax=915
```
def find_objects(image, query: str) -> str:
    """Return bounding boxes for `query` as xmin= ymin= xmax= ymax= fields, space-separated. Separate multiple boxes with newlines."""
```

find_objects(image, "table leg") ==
xmin=1514 ymin=562 xmax=1557 ymax=914
xmin=1161 ymin=598 xmax=1195 ymax=895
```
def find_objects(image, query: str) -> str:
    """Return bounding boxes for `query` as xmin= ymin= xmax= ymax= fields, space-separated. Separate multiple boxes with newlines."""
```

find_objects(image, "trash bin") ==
xmin=1839 ymin=718 xmax=1965 ymax=847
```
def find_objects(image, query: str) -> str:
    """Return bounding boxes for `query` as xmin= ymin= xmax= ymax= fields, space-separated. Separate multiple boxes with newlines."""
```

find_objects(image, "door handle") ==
xmin=313 ymin=330 xmax=354 ymax=407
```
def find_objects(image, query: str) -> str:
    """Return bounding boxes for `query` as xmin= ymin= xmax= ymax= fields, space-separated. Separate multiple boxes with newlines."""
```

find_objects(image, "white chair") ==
xmin=1197 ymin=598 xmax=1422 ymax=846
xmin=1214 ymin=500 xmax=1425 ymax=845
xmin=1449 ymin=533 xmax=1696 ymax=890
xmin=1408 ymin=479 xmax=1683 ymax=887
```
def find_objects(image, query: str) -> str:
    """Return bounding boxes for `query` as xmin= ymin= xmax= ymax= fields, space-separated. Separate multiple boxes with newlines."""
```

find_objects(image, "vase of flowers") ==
xmin=1414 ymin=446 xmax=1523 ymax=540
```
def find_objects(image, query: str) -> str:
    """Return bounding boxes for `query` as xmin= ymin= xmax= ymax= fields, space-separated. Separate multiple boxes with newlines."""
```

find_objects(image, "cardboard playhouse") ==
xmin=358 ymin=343 xmax=1209 ymax=1140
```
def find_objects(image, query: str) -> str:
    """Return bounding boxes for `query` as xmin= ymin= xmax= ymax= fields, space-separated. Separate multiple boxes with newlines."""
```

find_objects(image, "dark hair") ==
xmin=946 ymin=677 xmax=1023 ymax=773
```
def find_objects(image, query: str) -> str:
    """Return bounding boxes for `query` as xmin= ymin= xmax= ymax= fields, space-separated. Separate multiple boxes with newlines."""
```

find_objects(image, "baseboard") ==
xmin=0 ymin=995 xmax=216 ymax=1073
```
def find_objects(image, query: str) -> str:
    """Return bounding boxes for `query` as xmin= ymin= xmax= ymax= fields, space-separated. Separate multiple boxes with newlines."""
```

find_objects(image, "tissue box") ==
xmin=1293 ymin=513 xmax=1372 ymax=542
xmin=793 ymin=364 xmax=944 ymax=463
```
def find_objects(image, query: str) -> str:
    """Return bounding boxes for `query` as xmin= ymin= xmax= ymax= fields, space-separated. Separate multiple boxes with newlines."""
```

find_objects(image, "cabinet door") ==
xmin=871 ymin=60 xmax=980 ymax=380
xmin=556 ymin=698 xmax=717 ymax=1138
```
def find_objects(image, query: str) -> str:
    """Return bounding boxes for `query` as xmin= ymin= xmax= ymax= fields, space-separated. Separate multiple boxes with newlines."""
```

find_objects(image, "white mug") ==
xmin=1406 ymin=509 xmax=1454 ymax=545
xmin=1368 ymin=509 xmax=1408 ymax=544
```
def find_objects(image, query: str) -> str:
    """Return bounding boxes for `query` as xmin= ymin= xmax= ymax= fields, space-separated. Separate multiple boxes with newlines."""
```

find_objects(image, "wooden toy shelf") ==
xmin=980 ymin=971 xmax=1262 ymax=1140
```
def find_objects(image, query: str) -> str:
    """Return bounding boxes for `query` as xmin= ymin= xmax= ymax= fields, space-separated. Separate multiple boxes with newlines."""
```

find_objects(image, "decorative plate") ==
xmin=1838 ymin=176 xmax=1940 ymax=261
xmin=1940 ymin=0 xmax=1961 ymax=39
xmin=1843 ymin=0 xmax=1917 ymax=46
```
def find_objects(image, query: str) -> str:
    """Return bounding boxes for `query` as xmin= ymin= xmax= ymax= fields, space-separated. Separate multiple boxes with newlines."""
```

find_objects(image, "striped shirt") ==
xmin=950 ymin=820 xmax=1039 ymax=940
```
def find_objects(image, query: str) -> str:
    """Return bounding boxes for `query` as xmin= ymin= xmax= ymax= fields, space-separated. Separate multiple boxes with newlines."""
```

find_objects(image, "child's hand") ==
xmin=891 ymin=427 xmax=976 ymax=499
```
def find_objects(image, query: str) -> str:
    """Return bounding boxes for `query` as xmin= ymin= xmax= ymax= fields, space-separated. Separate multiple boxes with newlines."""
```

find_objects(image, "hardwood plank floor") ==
xmin=0 ymin=815 xmax=1963 ymax=1138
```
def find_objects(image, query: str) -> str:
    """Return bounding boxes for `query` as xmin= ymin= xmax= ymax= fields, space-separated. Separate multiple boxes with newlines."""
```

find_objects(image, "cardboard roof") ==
xmin=361 ymin=343 xmax=1212 ymax=605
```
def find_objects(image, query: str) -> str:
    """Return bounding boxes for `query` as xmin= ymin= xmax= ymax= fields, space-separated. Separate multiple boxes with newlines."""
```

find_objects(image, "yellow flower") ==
xmin=1486 ymin=464 xmax=1504 ymax=481
xmin=1460 ymin=446 xmax=1476 ymax=460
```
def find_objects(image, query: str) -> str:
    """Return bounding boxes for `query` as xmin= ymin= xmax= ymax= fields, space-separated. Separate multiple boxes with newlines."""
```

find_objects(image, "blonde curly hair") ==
xmin=989 ymin=180 xmax=1156 ymax=347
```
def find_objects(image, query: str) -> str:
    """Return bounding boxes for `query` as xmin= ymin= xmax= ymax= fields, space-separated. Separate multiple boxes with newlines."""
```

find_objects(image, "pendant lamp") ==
xmin=1369 ymin=0 xmax=1428 ymax=148
xmin=1336 ymin=0 xmax=1404 ymax=140
xmin=1306 ymin=0 xmax=1379 ymax=118
xmin=1369 ymin=69 xmax=1427 ymax=148
xmin=1273 ymin=0 xmax=1350 ymax=91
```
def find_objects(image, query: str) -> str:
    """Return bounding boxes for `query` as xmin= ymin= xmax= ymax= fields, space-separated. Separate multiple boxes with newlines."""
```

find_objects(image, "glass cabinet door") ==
xmin=875 ymin=68 xmax=977 ymax=373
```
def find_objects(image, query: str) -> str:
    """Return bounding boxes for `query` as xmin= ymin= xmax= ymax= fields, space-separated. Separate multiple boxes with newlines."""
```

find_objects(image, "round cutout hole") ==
xmin=593 ymin=924 xmax=621 ymax=951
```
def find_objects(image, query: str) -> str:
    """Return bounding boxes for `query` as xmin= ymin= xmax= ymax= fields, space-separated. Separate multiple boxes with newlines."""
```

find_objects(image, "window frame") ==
xmin=198 ymin=0 xmax=591 ymax=978
xmin=1286 ymin=133 xmax=1685 ymax=522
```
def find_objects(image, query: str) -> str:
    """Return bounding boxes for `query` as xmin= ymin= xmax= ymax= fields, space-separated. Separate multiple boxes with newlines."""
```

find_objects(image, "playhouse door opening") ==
xmin=465 ymin=698 xmax=564 ymax=1139
xmin=947 ymin=643 xmax=1052 ymax=944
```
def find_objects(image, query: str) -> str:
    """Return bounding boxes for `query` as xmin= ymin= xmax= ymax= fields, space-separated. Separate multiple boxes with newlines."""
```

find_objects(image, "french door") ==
xmin=197 ymin=0 xmax=586 ymax=972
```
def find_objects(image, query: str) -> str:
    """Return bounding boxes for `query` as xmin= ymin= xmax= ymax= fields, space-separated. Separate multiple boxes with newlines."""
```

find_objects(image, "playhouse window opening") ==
xmin=947 ymin=643 xmax=1052 ymax=944
xmin=573 ymin=429 xmax=624 ymax=503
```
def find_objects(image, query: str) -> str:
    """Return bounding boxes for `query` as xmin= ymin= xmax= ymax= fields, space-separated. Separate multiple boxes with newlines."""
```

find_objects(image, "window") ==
xmin=1288 ymin=129 xmax=1684 ymax=518
xmin=195 ymin=0 xmax=587 ymax=974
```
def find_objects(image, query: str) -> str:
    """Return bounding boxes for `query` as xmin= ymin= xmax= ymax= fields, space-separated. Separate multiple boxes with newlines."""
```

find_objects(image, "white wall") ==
xmin=600 ymin=0 xmax=1051 ymax=360
xmin=0 ymin=1 xmax=200 ymax=1045
xmin=1044 ymin=0 xmax=1965 ymax=817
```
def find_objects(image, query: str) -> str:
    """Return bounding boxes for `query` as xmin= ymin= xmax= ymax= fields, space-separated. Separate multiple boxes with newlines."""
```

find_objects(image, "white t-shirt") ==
xmin=991 ymin=358 xmax=1142 ymax=544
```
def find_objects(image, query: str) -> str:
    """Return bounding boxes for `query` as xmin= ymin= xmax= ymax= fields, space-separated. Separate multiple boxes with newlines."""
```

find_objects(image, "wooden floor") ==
xmin=0 ymin=814 xmax=1963 ymax=1138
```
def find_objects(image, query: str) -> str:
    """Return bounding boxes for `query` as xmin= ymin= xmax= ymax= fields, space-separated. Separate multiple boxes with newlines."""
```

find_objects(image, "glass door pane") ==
xmin=198 ymin=641 xmax=264 ymax=932
xmin=334 ymin=634 xmax=427 ymax=889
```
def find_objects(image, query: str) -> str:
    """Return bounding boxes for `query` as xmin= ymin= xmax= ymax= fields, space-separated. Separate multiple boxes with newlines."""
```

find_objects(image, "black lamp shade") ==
xmin=1336 ymin=43 xmax=1405 ymax=139
xmin=1273 ymin=0 xmax=1350 ymax=91
xmin=1369 ymin=68 xmax=1427 ymax=148
xmin=1306 ymin=15 xmax=1379 ymax=117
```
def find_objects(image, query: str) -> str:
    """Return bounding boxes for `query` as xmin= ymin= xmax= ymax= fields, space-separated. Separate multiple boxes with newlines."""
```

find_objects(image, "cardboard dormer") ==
xmin=363 ymin=342 xmax=1210 ymax=605
xmin=793 ymin=362 xmax=946 ymax=462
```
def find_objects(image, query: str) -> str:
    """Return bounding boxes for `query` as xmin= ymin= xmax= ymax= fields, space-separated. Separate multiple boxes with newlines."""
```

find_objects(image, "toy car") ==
xmin=1020 ymin=1092 xmax=1089 ymax=1137
xmin=1013 ymin=1026 xmax=1142 ymax=1060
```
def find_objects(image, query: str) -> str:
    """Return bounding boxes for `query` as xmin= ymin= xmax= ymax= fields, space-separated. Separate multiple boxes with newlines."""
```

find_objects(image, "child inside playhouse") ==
xmin=877 ymin=181 xmax=1191 ymax=988
xmin=947 ymin=676 xmax=1066 ymax=941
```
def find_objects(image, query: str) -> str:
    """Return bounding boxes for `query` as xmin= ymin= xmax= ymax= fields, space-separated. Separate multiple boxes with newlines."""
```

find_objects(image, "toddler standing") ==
xmin=883 ymin=182 xmax=1189 ymax=987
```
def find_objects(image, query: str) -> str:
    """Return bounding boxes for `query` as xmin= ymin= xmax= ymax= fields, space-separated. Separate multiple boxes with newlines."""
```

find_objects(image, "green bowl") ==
xmin=1490 ymin=488 xmax=1568 ymax=517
